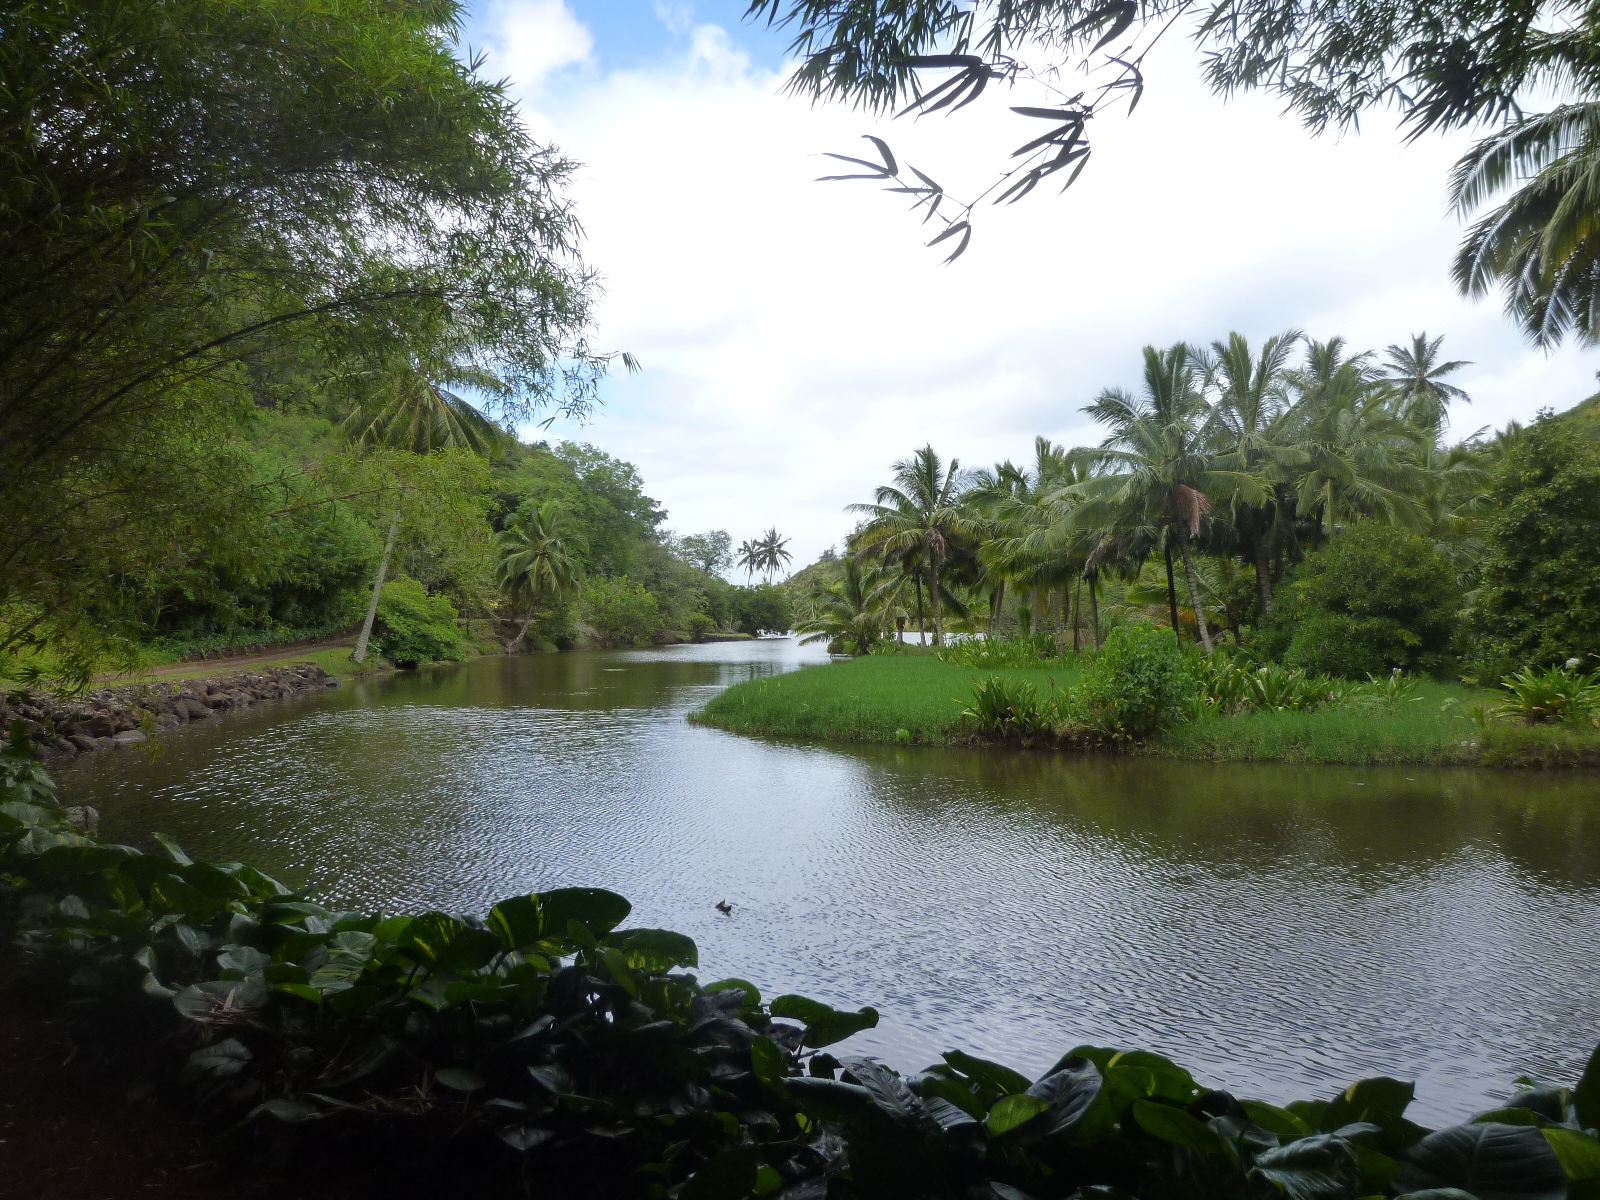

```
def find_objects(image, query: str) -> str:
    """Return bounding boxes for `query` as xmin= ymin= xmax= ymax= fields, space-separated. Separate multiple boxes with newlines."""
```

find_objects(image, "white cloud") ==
xmin=493 ymin=6 xmax=1599 ymax=567
xmin=483 ymin=0 xmax=593 ymax=97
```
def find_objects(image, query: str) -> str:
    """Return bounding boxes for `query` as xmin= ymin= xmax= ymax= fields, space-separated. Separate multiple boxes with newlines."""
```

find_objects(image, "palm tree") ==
xmin=1068 ymin=344 xmax=1256 ymax=654
xmin=1378 ymin=333 xmax=1471 ymax=433
xmin=343 ymin=363 xmax=509 ymax=664
xmin=795 ymin=558 xmax=903 ymax=655
xmin=1450 ymin=103 xmax=1600 ymax=346
xmin=848 ymin=445 xmax=968 ymax=646
xmin=496 ymin=501 xmax=586 ymax=649
xmin=735 ymin=538 xmax=760 ymax=582
xmin=753 ymin=528 xmax=793 ymax=582
xmin=1283 ymin=338 xmax=1431 ymax=538
xmin=1202 ymin=330 xmax=1303 ymax=615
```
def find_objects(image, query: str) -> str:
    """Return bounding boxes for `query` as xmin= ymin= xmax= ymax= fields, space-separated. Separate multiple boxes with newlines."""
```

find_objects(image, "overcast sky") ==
xmin=461 ymin=0 xmax=1599 ymax=570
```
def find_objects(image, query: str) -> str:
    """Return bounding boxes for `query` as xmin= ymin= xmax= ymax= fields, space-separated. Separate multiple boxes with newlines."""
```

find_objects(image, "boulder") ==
xmin=111 ymin=729 xmax=147 ymax=745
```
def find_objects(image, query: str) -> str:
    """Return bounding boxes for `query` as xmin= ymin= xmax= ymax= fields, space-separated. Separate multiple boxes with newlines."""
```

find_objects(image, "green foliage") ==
xmin=372 ymin=577 xmax=465 ymax=668
xmin=1075 ymin=622 xmax=1193 ymax=740
xmin=940 ymin=634 xmax=1063 ymax=669
xmin=1469 ymin=416 xmax=1600 ymax=678
xmin=1492 ymin=665 xmax=1600 ymax=724
xmin=1262 ymin=525 xmax=1459 ymax=677
xmin=958 ymin=675 xmax=1059 ymax=741
xmin=8 ymin=749 xmax=1600 ymax=1198
xmin=578 ymin=576 xmax=661 ymax=646
xmin=730 ymin=584 xmax=793 ymax=636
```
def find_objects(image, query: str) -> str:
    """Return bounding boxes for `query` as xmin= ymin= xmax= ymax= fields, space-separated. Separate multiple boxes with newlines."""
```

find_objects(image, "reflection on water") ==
xmin=51 ymin=641 xmax=1600 ymax=1123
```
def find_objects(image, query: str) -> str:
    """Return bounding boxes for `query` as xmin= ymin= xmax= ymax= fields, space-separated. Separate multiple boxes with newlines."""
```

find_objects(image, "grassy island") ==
xmin=693 ymin=654 xmax=1600 ymax=767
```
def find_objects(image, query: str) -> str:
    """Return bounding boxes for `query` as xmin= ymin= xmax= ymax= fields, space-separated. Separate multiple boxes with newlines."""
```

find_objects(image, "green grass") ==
xmin=695 ymin=656 xmax=1600 ymax=767
xmin=693 ymin=654 xmax=1083 ymax=744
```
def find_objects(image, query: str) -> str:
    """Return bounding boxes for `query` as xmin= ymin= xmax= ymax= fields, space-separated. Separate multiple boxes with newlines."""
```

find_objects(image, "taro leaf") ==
xmin=1249 ymin=1133 xmax=1364 ymax=1200
xmin=604 ymin=927 xmax=697 ymax=971
xmin=186 ymin=1038 xmax=252 ymax=1078
xmin=1480 ymin=1109 xmax=1552 ymax=1128
xmin=1398 ymin=1122 xmax=1567 ymax=1200
xmin=750 ymin=1034 xmax=789 ymax=1092
xmin=34 ymin=843 xmax=135 ymax=878
xmin=308 ymin=930 xmax=376 ymax=993
xmin=692 ymin=987 xmax=748 ymax=1027
xmin=1324 ymin=1077 xmax=1417 ymax=1129
xmin=399 ymin=912 xmax=499 ymax=973
xmin=944 ymin=1049 xmax=1031 ymax=1100
xmin=487 ymin=888 xmax=631 ymax=950
xmin=216 ymin=945 xmax=271 ymax=976
xmin=1023 ymin=1056 xmax=1104 ymax=1141
xmin=918 ymin=1072 xmax=985 ymax=1119
xmin=528 ymin=1063 xmax=575 ymax=1096
xmin=1246 ymin=1099 xmax=1315 ymax=1142
xmin=1576 ymin=1044 xmax=1600 ymax=1132
xmin=1509 ymin=1090 xmax=1571 ymax=1124
xmin=705 ymin=977 xmax=762 ymax=1008
xmin=173 ymin=978 xmax=268 ymax=1020
xmin=1543 ymin=1128 xmax=1600 ymax=1181
xmin=1132 ymin=1099 xmax=1221 ymax=1152
xmin=769 ymin=995 xmax=879 ymax=1048
xmin=681 ymin=1144 xmax=759 ymax=1200
xmin=840 ymin=1058 xmax=924 ymax=1126
xmin=152 ymin=832 xmax=193 ymax=865
xmin=923 ymin=1096 xmax=979 ymax=1133
xmin=787 ymin=1076 xmax=878 ymax=1124
xmin=434 ymin=1067 xmax=485 ymax=1092
xmin=753 ymin=1165 xmax=783 ymax=1196
xmin=988 ymin=1093 xmax=1050 ymax=1136
xmin=499 ymin=1126 xmax=555 ymax=1153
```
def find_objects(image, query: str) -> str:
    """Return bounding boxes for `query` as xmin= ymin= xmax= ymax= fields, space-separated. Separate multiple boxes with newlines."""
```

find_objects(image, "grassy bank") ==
xmin=694 ymin=655 xmax=1600 ymax=767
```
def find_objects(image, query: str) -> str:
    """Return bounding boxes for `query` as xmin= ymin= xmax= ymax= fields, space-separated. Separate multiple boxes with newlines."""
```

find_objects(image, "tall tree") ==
xmin=753 ymin=528 xmax=794 ymax=582
xmin=496 ymin=501 xmax=585 ymax=649
xmin=1378 ymin=334 xmax=1471 ymax=432
xmin=848 ymin=446 xmax=967 ymax=646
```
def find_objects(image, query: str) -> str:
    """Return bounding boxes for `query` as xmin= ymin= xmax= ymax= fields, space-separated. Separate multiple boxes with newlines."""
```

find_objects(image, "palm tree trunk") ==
xmin=1163 ymin=541 xmax=1182 ymax=642
xmin=352 ymin=507 xmax=401 ymax=665
xmin=1071 ymin=578 xmax=1082 ymax=653
xmin=989 ymin=579 xmax=1005 ymax=632
xmin=1178 ymin=538 xmax=1214 ymax=654
xmin=929 ymin=554 xmax=944 ymax=646
xmin=915 ymin=576 xmax=926 ymax=645
xmin=1253 ymin=536 xmax=1274 ymax=617
xmin=1088 ymin=572 xmax=1100 ymax=649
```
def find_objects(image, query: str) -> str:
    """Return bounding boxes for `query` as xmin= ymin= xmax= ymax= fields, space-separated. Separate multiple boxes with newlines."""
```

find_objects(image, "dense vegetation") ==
xmin=790 ymin=337 xmax=1599 ymax=743
xmin=9 ymin=743 xmax=1600 ymax=1200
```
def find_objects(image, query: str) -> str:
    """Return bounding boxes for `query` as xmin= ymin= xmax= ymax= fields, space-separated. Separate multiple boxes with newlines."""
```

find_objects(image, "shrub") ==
xmin=1492 ymin=664 xmax=1600 ymax=724
xmin=730 ymin=583 xmax=792 ymax=636
xmin=1073 ymin=621 xmax=1192 ymax=740
xmin=1468 ymin=414 xmax=1600 ymax=679
xmin=372 ymin=576 xmax=465 ymax=668
xmin=1260 ymin=524 xmax=1458 ymax=678
xmin=958 ymin=675 xmax=1057 ymax=741
xmin=578 ymin=575 xmax=661 ymax=646
xmin=685 ymin=611 xmax=718 ymax=641
xmin=940 ymin=633 xmax=1060 ymax=669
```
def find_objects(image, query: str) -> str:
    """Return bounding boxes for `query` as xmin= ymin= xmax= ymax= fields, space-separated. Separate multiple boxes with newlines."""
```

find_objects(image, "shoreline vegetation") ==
xmin=6 ymin=743 xmax=1600 ymax=1200
xmin=693 ymin=653 xmax=1600 ymax=768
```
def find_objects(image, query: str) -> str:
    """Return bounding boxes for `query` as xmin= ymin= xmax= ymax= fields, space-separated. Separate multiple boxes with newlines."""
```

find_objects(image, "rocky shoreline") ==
xmin=0 ymin=664 xmax=339 ymax=759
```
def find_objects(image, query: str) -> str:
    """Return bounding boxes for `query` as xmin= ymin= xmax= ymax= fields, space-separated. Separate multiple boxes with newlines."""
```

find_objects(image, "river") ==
xmin=49 ymin=639 xmax=1600 ymax=1124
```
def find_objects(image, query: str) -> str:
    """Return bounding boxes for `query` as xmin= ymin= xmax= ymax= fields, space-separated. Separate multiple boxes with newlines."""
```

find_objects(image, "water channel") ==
xmin=50 ymin=639 xmax=1600 ymax=1124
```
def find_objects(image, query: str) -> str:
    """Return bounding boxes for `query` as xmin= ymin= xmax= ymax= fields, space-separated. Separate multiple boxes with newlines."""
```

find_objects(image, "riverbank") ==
xmin=692 ymin=655 xmax=1600 ymax=767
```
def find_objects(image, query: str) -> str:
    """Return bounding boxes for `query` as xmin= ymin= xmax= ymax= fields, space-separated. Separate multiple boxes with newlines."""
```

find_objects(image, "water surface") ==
xmin=52 ymin=641 xmax=1600 ymax=1124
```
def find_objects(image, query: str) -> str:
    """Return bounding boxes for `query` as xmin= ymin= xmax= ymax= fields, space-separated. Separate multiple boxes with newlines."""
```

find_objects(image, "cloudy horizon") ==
xmin=465 ymin=0 xmax=1598 ymax=569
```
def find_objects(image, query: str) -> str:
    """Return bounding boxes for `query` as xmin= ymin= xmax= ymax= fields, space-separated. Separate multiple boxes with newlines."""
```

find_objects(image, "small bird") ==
xmin=714 ymin=899 xmax=733 ymax=915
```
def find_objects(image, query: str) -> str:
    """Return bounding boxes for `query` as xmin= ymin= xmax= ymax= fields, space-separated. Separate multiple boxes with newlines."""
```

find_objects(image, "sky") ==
xmin=460 ymin=0 xmax=1600 ymax=570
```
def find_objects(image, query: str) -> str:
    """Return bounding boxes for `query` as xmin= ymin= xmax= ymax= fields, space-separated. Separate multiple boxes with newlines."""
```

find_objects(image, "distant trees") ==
xmin=677 ymin=531 xmax=734 ymax=575
xmin=736 ymin=529 xmax=793 ymax=583
xmin=496 ymin=502 xmax=586 ymax=650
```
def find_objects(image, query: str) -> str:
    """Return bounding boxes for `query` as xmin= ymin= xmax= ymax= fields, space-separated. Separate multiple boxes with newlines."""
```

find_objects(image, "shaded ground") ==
xmin=0 ymin=993 xmax=238 ymax=1200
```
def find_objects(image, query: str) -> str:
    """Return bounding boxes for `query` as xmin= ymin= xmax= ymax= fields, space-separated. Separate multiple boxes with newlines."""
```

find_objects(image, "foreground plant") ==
xmin=1493 ymin=665 xmax=1600 ymax=725
xmin=6 ymin=738 xmax=1600 ymax=1199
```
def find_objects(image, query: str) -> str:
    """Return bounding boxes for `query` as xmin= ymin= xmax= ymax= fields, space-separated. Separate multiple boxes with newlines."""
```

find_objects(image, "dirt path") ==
xmin=94 ymin=637 xmax=357 ymax=683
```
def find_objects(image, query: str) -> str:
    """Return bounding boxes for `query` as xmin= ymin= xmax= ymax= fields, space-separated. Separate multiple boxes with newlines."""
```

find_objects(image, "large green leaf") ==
xmin=1249 ymin=1133 xmax=1364 ymax=1200
xmin=1398 ymin=1122 xmax=1568 ymax=1200
xmin=1575 ymin=1044 xmax=1600 ymax=1133
xmin=769 ymin=994 xmax=879 ymax=1048
xmin=680 ymin=1145 xmax=759 ymax=1200
xmin=1132 ymin=1099 xmax=1221 ymax=1152
xmin=398 ymin=912 xmax=499 ymax=972
xmin=988 ymin=1093 xmax=1050 ymax=1135
xmin=602 ymin=927 xmax=698 ymax=970
xmin=1323 ymin=1077 xmax=1416 ymax=1128
xmin=1544 ymin=1129 xmax=1600 ymax=1181
xmin=1024 ymin=1056 xmax=1105 ymax=1141
xmin=944 ymin=1049 xmax=1032 ymax=1100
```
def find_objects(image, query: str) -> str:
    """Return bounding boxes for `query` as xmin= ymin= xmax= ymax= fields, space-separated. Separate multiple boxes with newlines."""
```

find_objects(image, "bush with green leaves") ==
xmin=1469 ymin=415 xmax=1600 ymax=680
xmin=1492 ymin=664 xmax=1600 ymax=724
xmin=577 ymin=575 xmax=661 ymax=646
xmin=1073 ymin=621 xmax=1193 ymax=740
xmin=7 ymin=740 xmax=1600 ymax=1200
xmin=940 ymin=633 xmax=1061 ymax=669
xmin=730 ymin=583 xmax=793 ymax=636
xmin=372 ymin=576 xmax=466 ymax=668
xmin=1259 ymin=525 xmax=1460 ymax=678
xmin=958 ymin=675 xmax=1058 ymax=742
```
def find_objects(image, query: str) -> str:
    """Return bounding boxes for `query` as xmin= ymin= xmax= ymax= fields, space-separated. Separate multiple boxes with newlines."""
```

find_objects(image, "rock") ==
xmin=111 ymin=729 xmax=147 ymax=744
xmin=68 ymin=733 xmax=104 ymax=752
xmin=84 ymin=714 xmax=116 ymax=738
xmin=63 ymin=805 xmax=100 ymax=836
xmin=178 ymin=698 xmax=211 ymax=719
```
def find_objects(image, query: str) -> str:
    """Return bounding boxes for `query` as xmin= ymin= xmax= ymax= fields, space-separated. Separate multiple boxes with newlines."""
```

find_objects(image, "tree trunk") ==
xmin=1253 ymin=534 xmax=1274 ymax=617
xmin=1178 ymin=537 xmax=1214 ymax=654
xmin=915 ymin=576 xmax=926 ymax=645
xmin=1071 ymin=578 xmax=1082 ymax=654
xmin=1163 ymin=541 xmax=1182 ymax=642
xmin=989 ymin=579 xmax=1005 ymax=632
xmin=929 ymin=554 xmax=944 ymax=646
xmin=352 ymin=507 xmax=401 ymax=665
xmin=1088 ymin=572 xmax=1101 ymax=649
